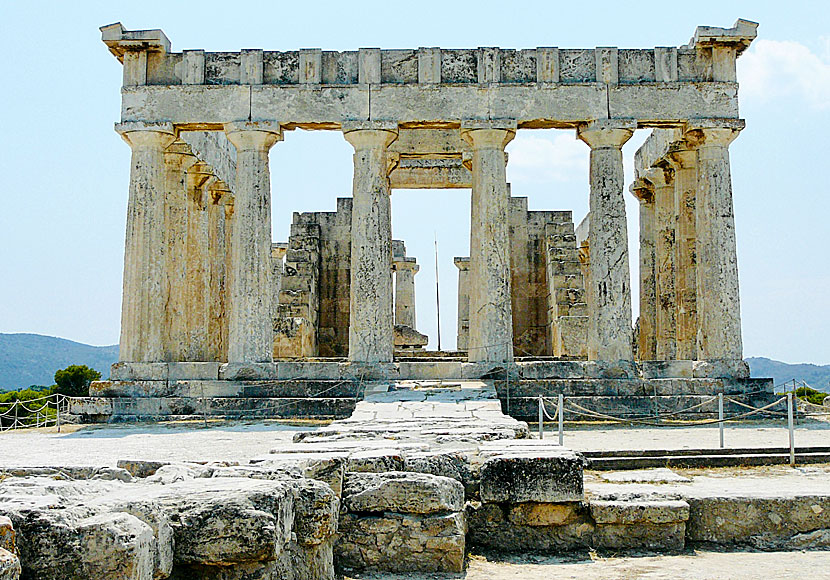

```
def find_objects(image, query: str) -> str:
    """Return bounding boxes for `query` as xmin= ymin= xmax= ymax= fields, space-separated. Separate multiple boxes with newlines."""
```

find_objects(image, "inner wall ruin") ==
xmin=88 ymin=18 xmax=776 ymax=420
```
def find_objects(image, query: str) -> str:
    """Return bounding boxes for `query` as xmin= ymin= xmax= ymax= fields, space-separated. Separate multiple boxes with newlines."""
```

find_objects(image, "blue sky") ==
xmin=1 ymin=1 xmax=828 ymax=364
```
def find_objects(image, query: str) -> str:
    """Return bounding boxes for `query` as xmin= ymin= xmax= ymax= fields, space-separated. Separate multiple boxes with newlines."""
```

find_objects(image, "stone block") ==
xmin=584 ymin=360 xmax=638 ymax=379
xmin=479 ymin=449 xmax=585 ymax=503
xmin=593 ymin=522 xmax=686 ymax=551
xmin=291 ymin=479 xmax=339 ymax=546
xmin=95 ymin=380 xmax=173 ymax=398
xmin=220 ymin=363 xmax=278 ymax=380
xmin=110 ymin=362 xmax=169 ymax=381
xmin=76 ymin=513 xmax=156 ymax=580
xmin=172 ymin=380 xmax=243 ymax=398
xmin=640 ymin=360 xmax=694 ymax=379
xmin=340 ymin=362 xmax=399 ymax=381
xmin=0 ymin=549 xmax=20 ymax=580
xmin=0 ymin=517 xmax=14 ymax=554
xmin=346 ymin=448 xmax=405 ymax=473
xmin=508 ymin=502 xmax=581 ymax=527
xmin=518 ymin=361 xmax=586 ymax=379
xmin=403 ymin=451 xmax=472 ymax=487
xmin=398 ymin=361 xmax=462 ymax=380
xmin=167 ymin=362 xmax=221 ymax=381
xmin=336 ymin=512 xmax=465 ymax=573
xmin=343 ymin=471 xmax=464 ymax=514
xmin=589 ymin=500 xmax=690 ymax=525
xmin=276 ymin=361 xmax=340 ymax=380
xmin=692 ymin=359 xmax=750 ymax=379
xmin=67 ymin=396 xmax=114 ymax=416
xmin=117 ymin=460 xmax=171 ymax=478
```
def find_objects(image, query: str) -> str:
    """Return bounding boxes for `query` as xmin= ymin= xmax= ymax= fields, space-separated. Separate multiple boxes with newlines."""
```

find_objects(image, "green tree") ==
xmin=53 ymin=365 xmax=101 ymax=397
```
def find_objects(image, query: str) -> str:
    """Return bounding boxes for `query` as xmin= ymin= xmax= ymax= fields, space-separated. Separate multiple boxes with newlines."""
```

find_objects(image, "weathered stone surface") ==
xmin=345 ymin=449 xmax=404 ymax=473
xmin=0 ymin=518 xmax=15 ymax=555
xmin=343 ymin=471 xmax=464 ymax=514
xmin=594 ymin=521 xmax=686 ymax=551
xmin=479 ymin=449 xmax=585 ymax=503
xmin=336 ymin=512 xmax=465 ymax=573
xmin=117 ymin=460 xmax=170 ymax=479
xmin=76 ymin=513 xmax=156 ymax=580
xmin=0 ymin=549 xmax=20 ymax=580
xmin=589 ymin=499 xmax=690 ymax=525
xmin=291 ymin=479 xmax=339 ymax=546
xmin=507 ymin=502 xmax=581 ymax=527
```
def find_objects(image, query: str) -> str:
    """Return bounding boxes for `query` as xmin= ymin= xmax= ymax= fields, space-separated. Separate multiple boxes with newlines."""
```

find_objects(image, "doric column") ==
xmin=207 ymin=180 xmax=233 ymax=361
xmin=162 ymin=141 xmax=198 ymax=361
xmin=683 ymin=119 xmax=745 ymax=361
xmin=577 ymin=119 xmax=636 ymax=361
xmin=667 ymin=142 xmax=699 ymax=360
xmin=630 ymin=179 xmax=657 ymax=361
xmin=116 ymin=122 xmax=177 ymax=362
xmin=645 ymin=165 xmax=677 ymax=360
xmin=271 ymin=242 xmax=287 ymax=358
xmin=461 ymin=120 xmax=516 ymax=363
xmin=185 ymin=162 xmax=215 ymax=361
xmin=393 ymin=258 xmax=419 ymax=329
xmin=224 ymin=121 xmax=283 ymax=363
xmin=343 ymin=121 xmax=398 ymax=363
xmin=454 ymin=257 xmax=470 ymax=352
xmin=221 ymin=194 xmax=235 ymax=361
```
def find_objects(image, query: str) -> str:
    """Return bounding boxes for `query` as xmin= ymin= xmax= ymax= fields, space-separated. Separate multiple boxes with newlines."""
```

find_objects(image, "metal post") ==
xmin=787 ymin=392 xmax=795 ymax=467
xmin=505 ymin=366 xmax=510 ymax=415
xmin=718 ymin=392 xmax=724 ymax=449
xmin=538 ymin=396 xmax=544 ymax=439
xmin=14 ymin=403 xmax=18 ymax=430
xmin=56 ymin=396 xmax=61 ymax=433
xmin=558 ymin=393 xmax=564 ymax=446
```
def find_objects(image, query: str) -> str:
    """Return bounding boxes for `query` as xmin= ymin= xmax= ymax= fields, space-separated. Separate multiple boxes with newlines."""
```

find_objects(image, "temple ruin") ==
xmin=89 ymin=18 xmax=775 ymax=421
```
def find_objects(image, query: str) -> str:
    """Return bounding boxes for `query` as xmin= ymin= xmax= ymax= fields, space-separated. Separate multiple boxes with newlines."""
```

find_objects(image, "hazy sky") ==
xmin=1 ymin=1 xmax=828 ymax=364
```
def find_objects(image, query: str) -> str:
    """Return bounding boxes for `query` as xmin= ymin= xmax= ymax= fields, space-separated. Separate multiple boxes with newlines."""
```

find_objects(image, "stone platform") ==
xmin=73 ymin=359 xmax=780 ymax=423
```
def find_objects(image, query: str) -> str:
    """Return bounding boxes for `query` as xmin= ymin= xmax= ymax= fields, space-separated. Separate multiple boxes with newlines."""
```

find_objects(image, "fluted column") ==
xmin=684 ymin=119 xmax=745 ymax=361
xmin=224 ymin=121 xmax=283 ymax=363
xmin=393 ymin=258 xmax=419 ymax=329
xmin=668 ymin=143 xmax=699 ymax=360
xmin=461 ymin=121 xmax=516 ymax=363
xmin=343 ymin=122 xmax=398 ymax=363
xmin=185 ymin=162 xmax=214 ymax=361
xmin=577 ymin=119 xmax=636 ymax=361
xmin=630 ymin=179 xmax=657 ymax=361
xmin=162 ymin=141 xmax=198 ymax=361
xmin=116 ymin=122 xmax=177 ymax=362
xmin=645 ymin=165 xmax=677 ymax=360
xmin=207 ymin=180 xmax=233 ymax=361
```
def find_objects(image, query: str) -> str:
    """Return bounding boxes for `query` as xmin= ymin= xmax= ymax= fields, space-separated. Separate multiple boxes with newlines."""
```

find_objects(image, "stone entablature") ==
xmin=102 ymin=20 xmax=756 ymax=127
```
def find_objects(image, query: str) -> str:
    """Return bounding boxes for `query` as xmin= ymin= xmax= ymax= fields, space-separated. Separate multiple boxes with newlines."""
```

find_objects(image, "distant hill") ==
xmin=0 ymin=334 xmax=118 ymax=391
xmin=747 ymin=357 xmax=830 ymax=393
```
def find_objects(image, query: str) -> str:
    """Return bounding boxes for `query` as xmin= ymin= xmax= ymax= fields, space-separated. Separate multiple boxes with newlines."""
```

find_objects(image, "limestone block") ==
xmin=290 ymin=479 xmax=339 ymax=546
xmin=95 ymin=380 xmax=173 ymax=398
xmin=111 ymin=362 xmax=169 ymax=381
xmin=640 ymin=360 xmax=694 ymax=379
xmin=116 ymin=460 xmax=171 ymax=478
xmin=403 ymin=451 xmax=472 ymax=488
xmin=276 ymin=362 xmax=340 ymax=380
xmin=167 ymin=362 xmax=221 ymax=381
xmin=273 ymin=538 xmax=335 ymax=580
xmin=219 ymin=363 xmax=278 ymax=380
xmin=172 ymin=380 xmax=242 ymax=398
xmin=466 ymin=502 xmax=594 ymax=552
xmin=0 ymin=549 xmax=20 ymax=580
xmin=593 ymin=522 xmax=686 ymax=551
xmin=335 ymin=512 xmax=465 ymax=573
xmin=589 ymin=500 xmax=690 ymax=525
xmin=507 ymin=502 xmax=581 ymax=527
xmin=479 ymin=449 xmax=585 ymax=503
xmin=76 ymin=513 xmax=156 ymax=580
xmin=67 ymin=396 xmax=113 ymax=416
xmin=398 ymin=361 xmax=462 ymax=380
xmin=692 ymin=359 xmax=750 ymax=379
xmin=393 ymin=325 xmax=428 ymax=349
xmin=346 ymin=449 xmax=404 ymax=473
xmin=583 ymin=360 xmax=638 ymax=379
xmin=518 ymin=361 xmax=586 ymax=379
xmin=343 ymin=471 xmax=464 ymax=514
xmin=0 ymin=518 xmax=14 ymax=554
xmin=147 ymin=464 xmax=215 ymax=484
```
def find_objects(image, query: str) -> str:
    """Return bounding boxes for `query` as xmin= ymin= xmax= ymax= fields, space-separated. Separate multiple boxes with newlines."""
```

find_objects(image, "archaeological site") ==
xmin=2 ymin=17 xmax=830 ymax=580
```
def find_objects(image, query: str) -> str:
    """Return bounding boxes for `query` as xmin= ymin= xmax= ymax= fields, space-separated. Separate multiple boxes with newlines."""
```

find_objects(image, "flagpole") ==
xmin=434 ymin=232 xmax=442 ymax=352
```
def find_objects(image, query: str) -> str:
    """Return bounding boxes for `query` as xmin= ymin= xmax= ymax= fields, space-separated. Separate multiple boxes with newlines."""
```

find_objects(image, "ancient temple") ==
xmin=90 ymin=19 xmax=776 ymax=421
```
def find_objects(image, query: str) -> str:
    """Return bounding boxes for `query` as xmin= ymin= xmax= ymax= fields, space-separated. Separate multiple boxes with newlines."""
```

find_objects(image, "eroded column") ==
xmin=224 ymin=121 xmax=282 ymax=363
xmin=645 ymin=165 xmax=677 ymax=360
xmin=684 ymin=119 xmax=745 ymax=361
xmin=185 ymin=162 xmax=214 ymax=361
xmin=630 ymin=179 xmax=657 ymax=361
xmin=454 ymin=257 xmax=470 ymax=352
xmin=116 ymin=122 xmax=177 ymax=362
xmin=461 ymin=121 xmax=516 ymax=363
xmin=393 ymin=258 xmax=419 ymax=329
xmin=577 ymin=119 xmax=635 ymax=361
xmin=343 ymin=122 xmax=398 ymax=363
xmin=668 ymin=142 xmax=699 ymax=360
xmin=207 ymin=180 xmax=233 ymax=362
xmin=162 ymin=141 xmax=197 ymax=361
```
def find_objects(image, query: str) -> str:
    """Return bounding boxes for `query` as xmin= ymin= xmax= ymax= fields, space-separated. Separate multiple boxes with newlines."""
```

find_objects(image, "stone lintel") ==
xmin=460 ymin=119 xmax=518 ymax=132
xmin=342 ymin=120 xmax=399 ymax=135
xmin=115 ymin=120 xmax=175 ymax=136
xmin=101 ymin=22 xmax=171 ymax=61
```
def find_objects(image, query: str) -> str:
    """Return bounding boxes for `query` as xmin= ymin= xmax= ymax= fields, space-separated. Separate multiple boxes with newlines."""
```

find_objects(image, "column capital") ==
xmin=116 ymin=121 xmax=176 ymax=149
xmin=164 ymin=141 xmax=199 ymax=171
xmin=393 ymin=258 xmax=419 ymax=273
xmin=666 ymin=140 xmax=697 ymax=169
xmin=224 ymin=121 xmax=283 ymax=151
xmin=342 ymin=122 xmax=398 ymax=149
xmin=454 ymin=257 xmax=470 ymax=271
xmin=460 ymin=120 xmax=517 ymax=149
xmin=683 ymin=118 xmax=745 ymax=149
xmin=629 ymin=178 xmax=654 ymax=204
xmin=643 ymin=165 xmax=674 ymax=189
xmin=577 ymin=119 xmax=636 ymax=150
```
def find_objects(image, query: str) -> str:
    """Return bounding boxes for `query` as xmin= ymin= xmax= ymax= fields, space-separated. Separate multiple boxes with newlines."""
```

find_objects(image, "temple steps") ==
xmin=583 ymin=447 xmax=830 ymax=470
